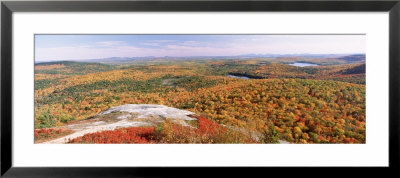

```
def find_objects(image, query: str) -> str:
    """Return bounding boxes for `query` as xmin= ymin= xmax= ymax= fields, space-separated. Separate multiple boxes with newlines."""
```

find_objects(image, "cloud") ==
xmin=96 ymin=41 xmax=126 ymax=47
xmin=141 ymin=42 xmax=160 ymax=47
xmin=149 ymin=40 xmax=177 ymax=43
xmin=180 ymin=41 xmax=203 ymax=46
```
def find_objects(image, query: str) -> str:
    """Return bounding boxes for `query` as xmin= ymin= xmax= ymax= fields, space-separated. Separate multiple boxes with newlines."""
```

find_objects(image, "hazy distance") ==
xmin=35 ymin=34 xmax=366 ymax=62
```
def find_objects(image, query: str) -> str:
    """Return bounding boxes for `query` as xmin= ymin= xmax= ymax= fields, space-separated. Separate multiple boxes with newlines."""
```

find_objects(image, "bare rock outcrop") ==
xmin=41 ymin=104 xmax=197 ymax=144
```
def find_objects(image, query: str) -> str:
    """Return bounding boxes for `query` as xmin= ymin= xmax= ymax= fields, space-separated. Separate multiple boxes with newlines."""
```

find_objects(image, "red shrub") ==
xmin=193 ymin=115 xmax=226 ymax=136
xmin=35 ymin=128 xmax=65 ymax=138
xmin=34 ymin=128 xmax=70 ymax=143
xmin=68 ymin=127 xmax=156 ymax=144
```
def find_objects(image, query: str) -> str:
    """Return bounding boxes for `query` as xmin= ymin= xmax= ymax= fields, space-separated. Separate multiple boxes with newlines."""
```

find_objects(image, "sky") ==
xmin=35 ymin=35 xmax=365 ymax=62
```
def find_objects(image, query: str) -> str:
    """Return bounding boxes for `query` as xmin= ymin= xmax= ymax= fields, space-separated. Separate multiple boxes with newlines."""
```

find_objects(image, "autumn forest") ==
xmin=34 ymin=54 xmax=366 ymax=144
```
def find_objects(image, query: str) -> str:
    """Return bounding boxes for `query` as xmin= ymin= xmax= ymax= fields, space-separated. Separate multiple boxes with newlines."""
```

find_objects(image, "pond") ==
xmin=226 ymin=74 xmax=250 ymax=79
xmin=288 ymin=62 xmax=319 ymax=67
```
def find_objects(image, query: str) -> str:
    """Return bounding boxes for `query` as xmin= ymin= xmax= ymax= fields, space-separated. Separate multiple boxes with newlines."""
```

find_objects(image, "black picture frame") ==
xmin=1 ymin=0 xmax=399 ymax=177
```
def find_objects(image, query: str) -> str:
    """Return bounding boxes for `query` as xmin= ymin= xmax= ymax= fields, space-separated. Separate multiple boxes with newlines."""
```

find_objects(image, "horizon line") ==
xmin=34 ymin=53 xmax=365 ymax=63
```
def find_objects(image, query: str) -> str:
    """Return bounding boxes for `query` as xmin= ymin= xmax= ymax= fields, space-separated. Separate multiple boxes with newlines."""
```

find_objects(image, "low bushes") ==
xmin=34 ymin=128 xmax=72 ymax=143
xmin=68 ymin=127 xmax=155 ymax=144
xmin=68 ymin=115 xmax=256 ymax=144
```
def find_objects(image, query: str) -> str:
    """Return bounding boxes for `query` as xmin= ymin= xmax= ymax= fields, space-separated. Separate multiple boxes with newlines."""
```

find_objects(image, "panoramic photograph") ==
xmin=34 ymin=34 xmax=366 ymax=144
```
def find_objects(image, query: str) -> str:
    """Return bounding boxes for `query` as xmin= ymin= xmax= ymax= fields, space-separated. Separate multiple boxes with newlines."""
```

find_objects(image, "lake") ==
xmin=288 ymin=62 xmax=319 ymax=67
xmin=227 ymin=74 xmax=250 ymax=79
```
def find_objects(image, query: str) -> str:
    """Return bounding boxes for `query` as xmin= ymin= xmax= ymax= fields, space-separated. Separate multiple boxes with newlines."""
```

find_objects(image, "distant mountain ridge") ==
xmin=35 ymin=53 xmax=365 ymax=65
xmin=336 ymin=54 xmax=366 ymax=63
